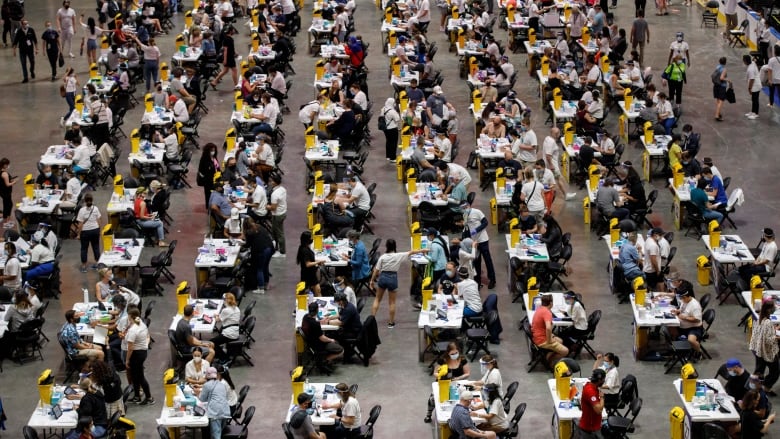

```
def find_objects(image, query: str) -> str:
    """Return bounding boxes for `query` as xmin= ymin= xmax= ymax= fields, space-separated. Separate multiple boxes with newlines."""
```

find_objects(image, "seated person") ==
xmin=174 ymin=305 xmax=216 ymax=363
xmin=321 ymin=187 xmax=354 ymax=235
xmin=209 ymin=178 xmax=235 ymax=226
xmin=3 ymin=292 xmax=35 ymax=332
xmin=223 ymin=208 xmax=244 ymax=240
xmin=155 ymin=124 xmax=181 ymax=164
xmin=608 ymin=64 xmax=626 ymax=97
xmin=724 ymin=358 xmax=751 ymax=402
xmin=515 ymin=205 xmax=538 ymax=234
xmin=449 ymin=391 xmax=498 ymax=439
xmin=739 ymin=228 xmax=777 ymax=283
xmin=669 ymin=283 xmax=704 ymax=358
xmin=406 ymin=78 xmax=425 ymax=103
xmin=410 ymin=137 xmax=437 ymax=181
xmin=481 ymin=115 xmax=506 ymax=139
xmin=185 ymin=349 xmax=210 ymax=394
xmin=498 ymin=150 xmax=523 ymax=178
xmin=68 ymin=136 xmax=92 ymax=173
xmin=585 ymin=90 xmax=604 ymax=121
xmin=455 ymin=266 xmax=482 ymax=318
xmin=133 ymin=187 xmax=167 ymax=247
xmin=595 ymin=132 xmax=616 ymax=166
xmin=322 ymin=292 xmax=362 ymax=345
xmin=35 ymin=165 xmax=59 ymax=189
xmin=690 ymin=178 xmax=723 ymax=225
xmin=624 ymin=59 xmax=644 ymax=88
xmin=319 ymin=99 xmax=356 ymax=141
xmin=432 ymin=130 xmax=452 ymax=163
xmin=680 ymin=151 xmax=701 ymax=177
xmin=637 ymin=98 xmax=658 ymax=128
xmin=301 ymin=302 xmax=344 ymax=366
xmin=596 ymin=178 xmax=629 ymax=220
xmin=576 ymin=100 xmax=600 ymax=135
xmin=480 ymin=80 xmax=498 ymax=104
xmin=530 ymin=294 xmax=569 ymax=364
xmin=618 ymin=232 xmax=643 ymax=281
xmin=702 ymin=167 xmax=727 ymax=208
xmin=169 ymin=95 xmax=190 ymax=124
xmin=222 ymin=157 xmax=244 ymax=187
xmin=77 ymin=379 xmax=109 ymax=437
xmin=60 ymin=310 xmax=105 ymax=361
xmin=655 ymin=92 xmax=674 ymax=135
xmin=25 ymin=232 xmax=56 ymax=280
xmin=667 ymin=133 xmax=682 ymax=171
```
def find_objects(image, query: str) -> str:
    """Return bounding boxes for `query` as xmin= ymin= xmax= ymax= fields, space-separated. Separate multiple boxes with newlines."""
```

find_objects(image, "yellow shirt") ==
xmin=668 ymin=142 xmax=682 ymax=169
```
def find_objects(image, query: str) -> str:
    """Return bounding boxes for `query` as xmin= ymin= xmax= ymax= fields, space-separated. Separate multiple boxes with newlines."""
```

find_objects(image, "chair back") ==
xmin=703 ymin=422 xmax=730 ymax=439
xmin=241 ymin=406 xmax=256 ymax=426
xmin=726 ymin=188 xmax=742 ymax=210
xmin=699 ymin=293 xmax=711 ymax=311
xmin=282 ymin=423 xmax=294 ymax=439
xmin=23 ymin=426 xmax=40 ymax=439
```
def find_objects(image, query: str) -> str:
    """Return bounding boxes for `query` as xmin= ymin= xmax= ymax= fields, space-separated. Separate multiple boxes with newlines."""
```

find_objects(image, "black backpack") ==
xmin=9 ymin=1 xmax=23 ymax=21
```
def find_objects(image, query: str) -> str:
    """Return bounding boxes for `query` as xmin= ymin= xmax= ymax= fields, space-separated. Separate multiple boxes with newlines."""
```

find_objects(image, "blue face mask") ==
xmin=602 ymin=361 xmax=611 ymax=370
xmin=445 ymin=270 xmax=454 ymax=278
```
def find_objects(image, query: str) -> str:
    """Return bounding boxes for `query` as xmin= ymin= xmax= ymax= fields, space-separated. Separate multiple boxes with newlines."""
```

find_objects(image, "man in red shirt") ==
xmin=578 ymin=368 xmax=606 ymax=438
xmin=530 ymin=294 xmax=569 ymax=364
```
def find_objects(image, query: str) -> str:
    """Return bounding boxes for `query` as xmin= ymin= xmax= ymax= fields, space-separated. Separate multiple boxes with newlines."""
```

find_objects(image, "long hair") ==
xmin=87 ymin=17 xmax=96 ymax=34
xmin=296 ymin=231 xmax=313 ymax=266
xmin=759 ymin=300 xmax=775 ymax=323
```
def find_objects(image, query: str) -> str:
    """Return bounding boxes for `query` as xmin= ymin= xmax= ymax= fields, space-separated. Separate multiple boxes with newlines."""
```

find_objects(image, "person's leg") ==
xmin=755 ymin=354 xmax=768 ymax=378
xmin=474 ymin=245 xmax=483 ymax=285
xmin=27 ymin=51 xmax=35 ymax=78
xmin=209 ymin=418 xmax=225 ymax=439
xmin=715 ymin=98 xmax=723 ymax=118
xmin=760 ymin=42 xmax=770 ymax=65
xmin=89 ymin=229 xmax=101 ymax=263
xmin=263 ymin=246 xmax=273 ymax=285
xmin=371 ymin=287 xmax=385 ymax=316
xmin=274 ymin=213 xmax=286 ymax=254
xmin=65 ymin=92 xmax=76 ymax=119
xmin=388 ymin=290 xmax=398 ymax=324
xmin=204 ymin=186 xmax=212 ymax=210
xmin=80 ymin=234 xmax=90 ymax=269
xmin=47 ymin=51 xmax=57 ymax=78
xmin=752 ymin=91 xmax=760 ymax=115
xmin=765 ymin=357 xmax=780 ymax=391
xmin=703 ymin=209 xmax=723 ymax=225
xmin=19 ymin=52 xmax=29 ymax=80
xmin=478 ymin=241 xmax=496 ymax=286
xmin=143 ymin=64 xmax=152 ymax=92
xmin=425 ymin=393 xmax=435 ymax=422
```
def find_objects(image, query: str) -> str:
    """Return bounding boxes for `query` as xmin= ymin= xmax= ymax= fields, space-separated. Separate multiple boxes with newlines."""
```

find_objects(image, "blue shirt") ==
xmin=60 ymin=322 xmax=80 ymax=356
xmin=449 ymin=403 xmax=477 ymax=436
xmin=708 ymin=176 xmax=728 ymax=205
xmin=427 ymin=238 xmax=448 ymax=271
xmin=350 ymin=241 xmax=370 ymax=280
xmin=618 ymin=242 xmax=641 ymax=278
xmin=209 ymin=191 xmax=232 ymax=217
xmin=199 ymin=379 xmax=232 ymax=419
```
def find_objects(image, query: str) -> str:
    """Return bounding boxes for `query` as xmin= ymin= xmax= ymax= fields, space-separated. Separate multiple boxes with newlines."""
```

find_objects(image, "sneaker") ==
xmin=272 ymin=251 xmax=286 ymax=258
xmin=745 ymin=112 xmax=753 ymax=117
xmin=253 ymin=288 xmax=266 ymax=295
xmin=140 ymin=398 xmax=156 ymax=406
xmin=440 ymin=26 xmax=445 ymax=32
xmin=59 ymin=117 xmax=65 ymax=127
xmin=69 ymin=52 xmax=74 ymax=58
xmin=387 ymin=322 xmax=396 ymax=328
xmin=90 ymin=264 xmax=99 ymax=270
xmin=748 ymin=114 xmax=759 ymax=120
xmin=412 ymin=302 xmax=422 ymax=310
xmin=565 ymin=192 xmax=577 ymax=201
xmin=130 ymin=397 xmax=142 ymax=404
xmin=80 ymin=266 xmax=88 ymax=273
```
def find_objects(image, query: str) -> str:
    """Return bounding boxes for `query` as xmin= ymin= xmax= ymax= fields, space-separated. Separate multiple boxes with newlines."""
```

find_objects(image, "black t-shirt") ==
xmin=174 ymin=318 xmax=193 ymax=349
xmin=36 ymin=173 xmax=56 ymax=188
xmin=301 ymin=314 xmax=325 ymax=351
xmin=41 ymin=28 xmax=59 ymax=52
xmin=627 ymin=178 xmax=646 ymax=210
xmin=338 ymin=303 xmax=362 ymax=335
xmin=78 ymin=392 xmax=108 ymax=425
xmin=299 ymin=247 xmax=317 ymax=285
xmin=99 ymin=371 xmax=124 ymax=403
xmin=223 ymin=35 xmax=235 ymax=59
xmin=579 ymin=144 xmax=595 ymax=170
xmin=726 ymin=371 xmax=750 ymax=402
xmin=518 ymin=215 xmax=537 ymax=233
xmin=64 ymin=129 xmax=81 ymax=143
xmin=741 ymin=409 xmax=764 ymax=438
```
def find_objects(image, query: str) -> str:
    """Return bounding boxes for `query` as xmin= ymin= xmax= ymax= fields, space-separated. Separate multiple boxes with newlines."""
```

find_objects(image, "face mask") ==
xmin=47 ymin=25 xmax=53 ymax=30
xmin=666 ymin=280 xmax=675 ymax=291
xmin=602 ymin=361 xmax=611 ymax=370
xmin=749 ymin=383 xmax=757 ymax=390
xmin=45 ymin=172 xmax=52 ymax=177
xmin=445 ymin=270 xmax=454 ymax=278
xmin=448 ymin=352 xmax=460 ymax=360
xmin=727 ymin=370 xmax=736 ymax=377
xmin=91 ymin=426 xmax=97 ymax=434
xmin=677 ymin=37 xmax=683 ymax=42
xmin=229 ymin=165 xmax=237 ymax=171
xmin=480 ymin=364 xmax=488 ymax=375
xmin=677 ymin=59 xmax=683 ymax=64
xmin=211 ymin=150 xmax=217 ymax=156
xmin=194 ymin=357 xmax=202 ymax=363
xmin=349 ymin=242 xmax=355 ymax=248
xmin=682 ymin=161 xmax=689 ymax=165
xmin=109 ymin=274 xmax=114 ymax=280
xmin=334 ymin=284 xmax=344 ymax=292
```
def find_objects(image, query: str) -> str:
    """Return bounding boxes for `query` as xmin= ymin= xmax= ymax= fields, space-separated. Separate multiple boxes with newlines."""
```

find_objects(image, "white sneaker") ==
xmin=745 ymin=112 xmax=753 ymax=117
xmin=68 ymin=52 xmax=74 ymax=58
xmin=748 ymin=114 xmax=759 ymax=120
xmin=252 ymin=288 xmax=266 ymax=294
xmin=565 ymin=192 xmax=577 ymax=201
xmin=59 ymin=116 xmax=65 ymax=127
xmin=272 ymin=251 xmax=286 ymax=258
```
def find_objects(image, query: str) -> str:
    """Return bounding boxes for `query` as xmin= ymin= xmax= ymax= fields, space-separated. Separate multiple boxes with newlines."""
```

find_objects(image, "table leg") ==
xmin=634 ymin=324 xmax=648 ymax=360
xmin=418 ymin=327 xmax=425 ymax=362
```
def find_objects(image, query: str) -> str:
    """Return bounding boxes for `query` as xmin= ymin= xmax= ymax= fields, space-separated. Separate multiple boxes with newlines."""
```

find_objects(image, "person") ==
xmin=0 ymin=241 xmax=22 ymax=292
xmin=596 ymin=178 xmax=628 ymax=221
xmin=130 ymin=35 xmax=160 ymax=93
xmin=198 ymin=143 xmax=221 ymax=209
xmin=268 ymin=173 xmax=287 ymax=257
xmin=691 ymin=178 xmax=723 ymax=225
xmin=741 ymin=390 xmax=777 ymax=437
xmin=333 ymin=276 xmax=357 ymax=307
xmin=723 ymin=358 xmax=752 ymax=402
xmin=41 ymin=21 xmax=61 ymax=82
xmin=453 ymin=266 xmax=481 ymax=319
xmin=61 ymin=68 xmax=79 ymax=123
xmin=750 ymin=300 xmax=780 ymax=396
xmin=618 ymin=232 xmax=643 ymax=282
xmin=639 ymin=228 xmax=662 ymax=290
xmin=210 ymin=25 xmax=239 ymax=90
xmin=629 ymin=10 xmax=649 ymax=65
xmin=57 ymin=0 xmax=77 ymax=57
xmin=12 ymin=19 xmax=37 ymax=83
xmin=341 ymin=177 xmax=371 ymax=221
xmin=244 ymin=218 xmax=273 ymax=295
xmin=578 ymin=368 xmax=606 ymax=438
xmin=662 ymin=55 xmax=686 ymax=106
xmin=125 ymin=307 xmax=154 ymax=405
xmin=344 ymin=230 xmax=370 ymax=284
xmin=448 ymin=391 xmax=497 ymax=439
xmin=321 ymin=383 xmax=362 ymax=437
xmin=424 ymin=342 xmax=471 ymax=423
xmin=380 ymin=98 xmax=401 ymax=162
xmin=740 ymin=228 xmax=778 ymax=283
xmin=290 ymin=393 xmax=327 ymax=439
xmin=170 ymin=67 xmax=196 ymax=113
xmin=76 ymin=378 xmax=108 ymax=437
xmin=185 ymin=348 xmax=210 ymax=394
xmin=0 ymin=158 xmax=16 ymax=229
xmin=175 ymin=305 xmax=216 ymax=363
xmin=433 ymin=130 xmax=452 ymax=163
xmin=531 ymin=294 xmax=569 ymax=364
xmin=560 ymin=291 xmax=588 ymax=343
xmin=75 ymin=416 xmax=96 ymax=439
xmin=301 ymin=301 xmax=344 ymax=366
xmin=133 ymin=187 xmax=167 ymax=247
xmin=370 ymin=239 xmax=426 ymax=328
xmin=199 ymin=367 xmax=231 ymax=439
xmin=713 ymin=57 xmax=729 ymax=122
xmin=94 ymin=267 xmax=115 ymax=304
xmin=594 ymin=353 xmax=621 ymax=411
xmin=223 ymin=208 xmax=243 ymax=240
xmin=297 ymin=231 xmax=324 ymax=296
xmin=744 ymin=54 xmax=762 ymax=120
xmin=543 ymin=127 xmax=577 ymax=200
xmin=75 ymin=193 xmax=101 ymax=273
xmin=518 ymin=168 xmax=545 ymax=223
xmin=701 ymin=167 xmax=727 ymax=209
xmin=470 ymin=383 xmax=509 ymax=433
xmin=670 ymin=282 xmax=704 ymax=358
xmin=3 ymin=291 xmax=34 ymax=332
xmin=458 ymin=238 xmax=478 ymax=280
xmin=655 ymin=92 xmax=675 ymax=135
xmin=168 ymin=95 xmax=189 ymax=124
xmin=79 ymin=16 xmax=107 ymax=66
xmin=459 ymin=200 xmax=496 ymax=289
xmin=210 ymin=291 xmax=241 ymax=359
xmin=61 ymin=310 xmax=104 ymax=362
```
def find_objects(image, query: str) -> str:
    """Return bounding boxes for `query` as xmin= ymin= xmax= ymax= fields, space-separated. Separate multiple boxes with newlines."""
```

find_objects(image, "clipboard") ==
xmin=92 ymin=325 xmax=109 ymax=346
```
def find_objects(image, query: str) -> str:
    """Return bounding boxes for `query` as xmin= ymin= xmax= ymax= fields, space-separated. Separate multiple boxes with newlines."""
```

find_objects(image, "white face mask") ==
xmin=194 ymin=357 xmax=202 ymax=363
xmin=449 ymin=353 xmax=460 ymax=360
xmin=480 ymin=364 xmax=488 ymax=375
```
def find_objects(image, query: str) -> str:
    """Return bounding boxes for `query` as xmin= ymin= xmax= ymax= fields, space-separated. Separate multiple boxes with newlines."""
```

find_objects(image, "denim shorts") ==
xmin=377 ymin=271 xmax=398 ymax=291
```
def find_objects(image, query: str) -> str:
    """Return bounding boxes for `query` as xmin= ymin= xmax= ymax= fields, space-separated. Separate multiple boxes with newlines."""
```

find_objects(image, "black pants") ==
xmin=2 ymin=21 xmax=11 ymax=45
xmin=475 ymin=240 xmax=496 ymax=284
xmin=751 ymin=91 xmax=760 ymax=115
xmin=667 ymin=80 xmax=683 ymax=105
xmin=0 ymin=189 xmax=11 ymax=220
xmin=46 ymin=49 xmax=59 ymax=78
xmin=203 ymin=185 xmax=213 ymax=210
xmin=19 ymin=50 xmax=34 ymax=80
xmin=384 ymin=128 xmax=398 ymax=161
xmin=739 ymin=263 xmax=768 ymax=283
xmin=128 ymin=349 xmax=151 ymax=400
xmin=755 ymin=353 xmax=780 ymax=389
xmin=210 ymin=334 xmax=237 ymax=359
xmin=634 ymin=0 xmax=646 ymax=15
xmin=759 ymin=41 xmax=770 ymax=66
xmin=80 ymin=228 xmax=101 ymax=263
xmin=91 ymin=122 xmax=110 ymax=147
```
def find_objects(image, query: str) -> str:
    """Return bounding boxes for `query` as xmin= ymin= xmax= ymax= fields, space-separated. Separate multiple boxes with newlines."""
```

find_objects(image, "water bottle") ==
xmin=304 ymin=377 xmax=311 ymax=393
xmin=308 ymin=291 xmax=315 ymax=305
xmin=449 ymin=382 xmax=459 ymax=400
xmin=442 ymin=299 xmax=448 ymax=311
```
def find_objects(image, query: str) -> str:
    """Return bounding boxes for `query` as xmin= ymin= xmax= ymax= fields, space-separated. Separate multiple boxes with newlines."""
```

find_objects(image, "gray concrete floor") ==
xmin=1 ymin=0 xmax=779 ymax=437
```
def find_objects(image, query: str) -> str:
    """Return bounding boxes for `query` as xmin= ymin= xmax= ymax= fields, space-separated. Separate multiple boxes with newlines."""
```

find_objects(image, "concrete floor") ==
xmin=1 ymin=0 xmax=779 ymax=437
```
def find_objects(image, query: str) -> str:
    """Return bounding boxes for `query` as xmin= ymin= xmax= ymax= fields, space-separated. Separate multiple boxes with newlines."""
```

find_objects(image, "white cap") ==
xmin=230 ymin=208 xmax=239 ymax=220
xmin=433 ymin=85 xmax=443 ymax=95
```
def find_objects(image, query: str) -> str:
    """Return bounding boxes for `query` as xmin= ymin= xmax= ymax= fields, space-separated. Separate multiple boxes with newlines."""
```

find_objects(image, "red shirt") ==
xmin=133 ymin=197 xmax=144 ymax=218
xmin=531 ymin=306 xmax=552 ymax=345
xmin=579 ymin=382 xmax=603 ymax=433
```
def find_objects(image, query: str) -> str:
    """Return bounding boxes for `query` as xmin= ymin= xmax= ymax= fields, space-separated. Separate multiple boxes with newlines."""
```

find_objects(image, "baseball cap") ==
xmin=297 ymin=392 xmax=314 ymax=404
xmin=205 ymin=367 xmax=218 ymax=380
xmin=424 ymin=227 xmax=438 ymax=236
xmin=433 ymin=85 xmax=443 ymax=95
xmin=725 ymin=358 xmax=742 ymax=369
xmin=230 ymin=208 xmax=239 ymax=220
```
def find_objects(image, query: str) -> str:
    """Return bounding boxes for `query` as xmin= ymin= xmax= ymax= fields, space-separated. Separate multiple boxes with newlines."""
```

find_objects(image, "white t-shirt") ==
xmin=256 ymin=144 xmax=275 ymax=166
xmin=463 ymin=208 xmax=489 ymax=243
xmin=172 ymin=99 xmax=189 ymax=123
xmin=543 ymin=136 xmax=560 ymax=173
xmin=747 ymin=62 xmax=762 ymax=93
xmin=486 ymin=398 xmax=509 ymax=430
xmin=270 ymin=185 xmax=287 ymax=216
xmin=516 ymin=131 xmax=537 ymax=163
xmin=298 ymin=101 xmax=320 ymax=124
xmin=350 ymin=182 xmax=371 ymax=211
xmin=185 ymin=359 xmax=210 ymax=381
xmin=481 ymin=367 xmax=503 ymax=396
xmin=72 ymin=144 xmax=91 ymax=169
xmin=77 ymin=205 xmax=102 ymax=231
xmin=768 ymin=56 xmax=780 ymax=84
xmin=342 ymin=396 xmax=362 ymax=428
xmin=458 ymin=278 xmax=482 ymax=312
xmin=352 ymin=90 xmax=368 ymax=110
xmin=758 ymin=241 xmax=778 ymax=270
xmin=627 ymin=66 xmax=644 ymax=88
xmin=251 ymin=185 xmax=268 ymax=216
xmin=66 ymin=177 xmax=82 ymax=200
xmin=3 ymin=256 xmax=21 ymax=291
xmin=219 ymin=305 xmax=241 ymax=339
xmin=669 ymin=40 xmax=689 ymax=59
xmin=656 ymin=99 xmax=673 ymax=119
xmin=586 ymin=65 xmax=602 ymax=85
xmin=219 ymin=0 xmax=234 ymax=17
xmin=126 ymin=321 xmax=150 ymax=350
xmin=435 ymin=137 xmax=452 ymax=162
xmin=30 ymin=244 xmax=54 ymax=264
xmin=417 ymin=0 xmax=431 ymax=22
xmin=57 ymin=8 xmax=77 ymax=32
xmin=536 ymin=168 xmax=556 ymax=188
xmin=447 ymin=163 xmax=472 ymax=187
xmin=643 ymin=237 xmax=659 ymax=274
xmin=262 ymin=101 xmax=279 ymax=128
xmin=522 ymin=180 xmax=545 ymax=213
xmin=375 ymin=252 xmax=410 ymax=273
xmin=679 ymin=298 xmax=702 ymax=329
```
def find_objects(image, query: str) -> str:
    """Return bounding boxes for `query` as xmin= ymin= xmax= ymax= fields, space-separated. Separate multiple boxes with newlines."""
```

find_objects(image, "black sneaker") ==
xmin=130 ymin=397 xmax=142 ymax=404
xmin=423 ymin=415 xmax=432 ymax=423
xmin=140 ymin=398 xmax=156 ymax=405
xmin=387 ymin=322 xmax=396 ymax=329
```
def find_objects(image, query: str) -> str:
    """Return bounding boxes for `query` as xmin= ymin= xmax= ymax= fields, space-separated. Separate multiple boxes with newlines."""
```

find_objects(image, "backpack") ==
xmin=760 ymin=63 xmax=771 ymax=87
xmin=376 ymin=109 xmax=388 ymax=131
xmin=8 ymin=0 xmax=23 ymax=21
xmin=107 ymin=0 xmax=120 ymax=19
xmin=711 ymin=66 xmax=722 ymax=85
xmin=433 ymin=236 xmax=450 ymax=261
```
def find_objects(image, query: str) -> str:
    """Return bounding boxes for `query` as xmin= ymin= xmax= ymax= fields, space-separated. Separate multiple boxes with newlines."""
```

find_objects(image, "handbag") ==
xmin=58 ymin=52 xmax=65 ymax=67
xmin=725 ymin=86 xmax=736 ymax=104
xmin=59 ymin=84 xmax=66 ymax=97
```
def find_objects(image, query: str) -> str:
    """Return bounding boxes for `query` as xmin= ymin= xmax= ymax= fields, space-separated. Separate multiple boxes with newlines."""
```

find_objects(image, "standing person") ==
xmin=199 ymin=367 xmax=231 ymax=439
xmin=130 ymin=34 xmax=160 ymax=93
xmin=459 ymin=200 xmax=496 ymax=289
xmin=629 ymin=10 xmax=649 ymax=66
xmin=57 ymin=0 xmax=76 ymax=57
xmin=750 ymin=300 xmax=780 ymax=396
xmin=268 ymin=173 xmax=287 ymax=257
xmin=76 ymin=193 xmax=102 ymax=273
xmin=1 ymin=0 xmax=11 ymax=48
xmin=744 ymin=54 xmax=762 ymax=120
xmin=766 ymin=46 xmax=780 ymax=108
xmin=662 ymin=55 xmax=686 ymax=106
xmin=642 ymin=228 xmax=663 ymax=290
xmin=344 ymin=230 xmax=370 ymax=285
xmin=245 ymin=218 xmax=274 ymax=295
xmin=543 ymin=127 xmax=577 ymax=200
xmin=79 ymin=15 xmax=106 ymax=66
xmin=90 ymin=360 xmax=124 ymax=418
xmin=297 ymin=231 xmax=324 ymax=296
xmin=210 ymin=25 xmax=238 ymax=90
xmin=723 ymin=0 xmax=738 ymax=36
xmin=578 ymin=368 xmax=606 ymax=438
xmin=12 ymin=19 xmax=37 ymax=83
xmin=197 ymin=143 xmax=220 ymax=210
xmin=667 ymin=31 xmax=691 ymax=66
xmin=0 ymin=158 xmax=17 ymax=229
xmin=713 ymin=57 xmax=729 ymax=121
xmin=757 ymin=16 xmax=771 ymax=66
xmin=369 ymin=239 xmax=427 ymax=328
xmin=41 ymin=21 xmax=61 ymax=81
xmin=380 ymin=98 xmax=401 ymax=162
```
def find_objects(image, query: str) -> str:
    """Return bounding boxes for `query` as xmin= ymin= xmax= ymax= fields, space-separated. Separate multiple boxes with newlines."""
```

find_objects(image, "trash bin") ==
xmin=696 ymin=256 xmax=711 ymax=286
xmin=669 ymin=406 xmax=685 ymax=439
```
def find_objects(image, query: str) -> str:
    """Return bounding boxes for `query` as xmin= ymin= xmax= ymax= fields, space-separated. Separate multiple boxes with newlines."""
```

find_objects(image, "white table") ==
xmin=702 ymin=234 xmax=755 ymax=290
xmin=87 ymin=76 xmax=117 ymax=94
xmin=128 ymin=143 xmax=165 ymax=166
xmin=169 ymin=299 xmax=224 ymax=336
xmin=630 ymin=293 xmax=680 ymax=360
xmin=106 ymin=188 xmax=138 ymax=214
xmin=98 ymin=238 xmax=145 ymax=268
xmin=156 ymin=406 xmax=210 ymax=429
xmin=172 ymin=46 xmax=203 ymax=64
xmin=305 ymin=140 xmax=341 ymax=162
xmin=548 ymin=378 xmax=607 ymax=439
xmin=295 ymin=297 xmax=339 ymax=331
xmin=194 ymin=239 xmax=243 ymax=287
xmin=560 ymin=136 xmax=601 ymax=184
xmin=671 ymin=379 xmax=740 ymax=424
xmin=386 ymin=43 xmax=417 ymax=58
xmin=0 ymin=306 xmax=8 ymax=338
xmin=319 ymin=44 xmax=349 ymax=59
xmin=493 ymin=181 xmax=515 ymax=207
xmin=549 ymin=100 xmax=577 ymax=126
xmin=40 ymin=145 xmax=74 ymax=167
xmin=390 ymin=70 xmax=419 ymax=87
xmin=576 ymin=39 xmax=599 ymax=55
xmin=284 ymin=382 xmax=340 ymax=426
xmin=247 ymin=46 xmax=276 ymax=62
xmin=523 ymin=292 xmax=571 ymax=327
xmin=17 ymin=190 xmax=63 ymax=215
xmin=456 ymin=42 xmax=485 ymax=57
xmin=27 ymin=389 xmax=80 ymax=434
xmin=417 ymin=293 xmax=464 ymax=362
xmin=431 ymin=381 xmax=486 ymax=439
xmin=313 ymin=239 xmax=350 ymax=268
xmin=141 ymin=108 xmax=176 ymax=126
xmin=640 ymin=135 xmax=671 ymax=181
xmin=505 ymin=234 xmax=550 ymax=263
xmin=407 ymin=182 xmax=448 ymax=208
xmin=231 ymin=107 xmax=264 ymax=126
xmin=72 ymin=301 xmax=116 ymax=338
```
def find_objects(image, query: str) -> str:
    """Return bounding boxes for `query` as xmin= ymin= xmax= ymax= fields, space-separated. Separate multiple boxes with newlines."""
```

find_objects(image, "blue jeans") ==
xmin=143 ymin=59 xmax=159 ymax=92
xmin=661 ymin=117 xmax=675 ymax=135
xmin=64 ymin=91 xmax=76 ymax=119
xmin=209 ymin=418 xmax=226 ymax=439
xmin=25 ymin=262 xmax=54 ymax=281
xmin=255 ymin=247 xmax=273 ymax=288
xmin=703 ymin=209 xmax=723 ymax=225
xmin=251 ymin=122 xmax=274 ymax=135
xmin=464 ymin=307 xmax=481 ymax=317
xmin=139 ymin=218 xmax=165 ymax=240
